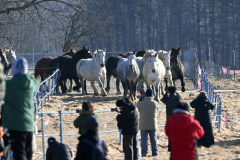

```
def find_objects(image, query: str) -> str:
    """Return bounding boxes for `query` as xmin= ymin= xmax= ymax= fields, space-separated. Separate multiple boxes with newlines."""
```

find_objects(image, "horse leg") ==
xmin=67 ymin=79 xmax=73 ymax=92
xmin=133 ymin=79 xmax=138 ymax=100
xmin=73 ymin=78 xmax=81 ymax=91
xmin=154 ymin=80 xmax=160 ymax=102
xmin=95 ymin=76 xmax=107 ymax=96
xmin=164 ymin=78 xmax=168 ymax=92
xmin=160 ymin=82 xmax=164 ymax=95
xmin=121 ymin=80 xmax=128 ymax=98
xmin=79 ymin=77 xmax=86 ymax=95
xmin=90 ymin=81 xmax=98 ymax=96
xmin=125 ymin=79 xmax=132 ymax=98
xmin=84 ymin=80 xmax=88 ymax=95
xmin=173 ymin=80 xmax=176 ymax=87
xmin=116 ymin=78 xmax=121 ymax=95
xmin=105 ymin=73 xmax=111 ymax=94
xmin=180 ymin=75 xmax=186 ymax=92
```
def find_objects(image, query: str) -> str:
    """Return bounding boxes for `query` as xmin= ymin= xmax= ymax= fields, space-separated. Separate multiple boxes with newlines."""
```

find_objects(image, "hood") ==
xmin=14 ymin=73 xmax=38 ymax=90
xmin=126 ymin=102 xmax=136 ymax=111
xmin=169 ymin=111 xmax=193 ymax=130
xmin=196 ymin=96 xmax=208 ymax=105
xmin=80 ymin=109 xmax=94 ymax=115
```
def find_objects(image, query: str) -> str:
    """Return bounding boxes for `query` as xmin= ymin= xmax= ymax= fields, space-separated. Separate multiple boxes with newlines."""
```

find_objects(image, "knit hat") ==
xmin=12 ymin=58 xmax=28 ymax=76
xmin=168 ymin=86 xmax=176 ymax=94
xmin=176 ymin=102 xmax=189 ymax=111
xmin=116 ymin=98 xmax=127 ymax=107
xmin=146 ymin=88 xmax=153 ymax=97
xmin=84 ymin=115 xmax=99 ymax=132
xmin=48 ymin=137 xmax=56 ymax=146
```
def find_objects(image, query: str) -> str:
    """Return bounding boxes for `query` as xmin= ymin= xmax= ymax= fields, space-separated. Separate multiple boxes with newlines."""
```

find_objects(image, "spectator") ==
xmin=190 ymin=91 xmax=215 ymax=148
xmin=165 ymin=102 xmax=204 ymax=160
xmin=2 ymin=58 xmax=38 ymax=160
xmin=161 ymin=86 xmax=182 ymax=152
xmin=116 ymin=98 xmax=139 ymax=160
xmin=137 ymin=88 xmax=158 ymax=157
xmin=74 ymin=101 xmax=98 ymax=135
xmin=46 ymin=137 xmax=72 ymax=160
xmin=75 ymin=115 xmax=108 ymax=160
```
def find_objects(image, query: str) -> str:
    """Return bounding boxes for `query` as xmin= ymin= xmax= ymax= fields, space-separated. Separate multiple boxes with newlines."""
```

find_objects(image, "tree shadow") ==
xmin=215 ymin=137 xmax=240 ymax=147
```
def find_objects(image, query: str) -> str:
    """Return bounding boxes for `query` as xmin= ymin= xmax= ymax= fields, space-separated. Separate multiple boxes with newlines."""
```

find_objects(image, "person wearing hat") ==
xmin=75 ymin=115 xmax=108 ymax=160
xmin=165 ymin=102 xmax=204 ymax=160
xmin=46 ymin=137 xmax=72 ymax=160
xmin=161 ymin=86 xmax=182 ymax=152
xmin=2 ymin=58 xmax=38 ymax=160
xmin=116 ymin=97 xmax=139 ymax=160
xmin=137 ymin=88 xmax=158 ymax=157
xmin=74 ymin=101 xmax=98 ymax=135
xmin=190 ymin=91 xmax=215 ymax=148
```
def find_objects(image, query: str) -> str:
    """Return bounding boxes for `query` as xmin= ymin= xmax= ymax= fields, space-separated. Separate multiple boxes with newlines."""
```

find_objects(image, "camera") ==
xmin=111 ymin=108 xmax=119 ymax=112
xmin=76 ymin=109 xmax=82 ymax=113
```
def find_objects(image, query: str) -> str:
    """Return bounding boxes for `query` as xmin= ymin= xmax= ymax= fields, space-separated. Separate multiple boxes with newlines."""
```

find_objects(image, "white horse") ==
xmin=117 ymin=51 xmax=140 ymax=100
xmin=76 ymin=49 xmax=107 ymax=96
xmin=143 ymin=51 xmax=166 ymax=101
xmin=158 ymin=50 xmax=173 ymax=91
xmin=4 ymin=49 xmax=17 ymax=63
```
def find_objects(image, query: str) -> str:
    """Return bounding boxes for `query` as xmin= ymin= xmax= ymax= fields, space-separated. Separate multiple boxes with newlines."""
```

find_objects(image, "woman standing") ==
xmin=190 ymin=91 xmax=215 ymax=148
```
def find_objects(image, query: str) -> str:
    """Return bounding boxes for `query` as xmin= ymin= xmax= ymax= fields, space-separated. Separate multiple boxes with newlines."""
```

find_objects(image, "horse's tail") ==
xmin=34 ymin=67 xmax=39 ymax=79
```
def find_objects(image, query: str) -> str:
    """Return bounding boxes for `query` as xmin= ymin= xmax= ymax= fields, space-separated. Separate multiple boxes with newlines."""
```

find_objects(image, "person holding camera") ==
xmin=137 ymin=88 xmax=158 ymax=157
xmin=74 ymin=101 xmax=98 ymax=136
xmin=116 ymin=98 xmax=139 ymax=160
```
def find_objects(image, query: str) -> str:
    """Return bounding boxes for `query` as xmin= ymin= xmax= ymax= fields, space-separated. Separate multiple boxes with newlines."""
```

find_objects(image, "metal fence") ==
xmin=201 ymin=67 xmax=222 ymax=131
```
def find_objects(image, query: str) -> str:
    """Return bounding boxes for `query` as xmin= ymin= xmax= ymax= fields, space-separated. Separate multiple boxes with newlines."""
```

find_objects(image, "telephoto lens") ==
xmin=76 ymin=109 xmax=81 ymax=113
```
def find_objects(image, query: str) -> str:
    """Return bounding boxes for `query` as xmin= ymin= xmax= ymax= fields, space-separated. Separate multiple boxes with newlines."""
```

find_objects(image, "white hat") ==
xmin=12 ymin=58 xmax=28 ymax=76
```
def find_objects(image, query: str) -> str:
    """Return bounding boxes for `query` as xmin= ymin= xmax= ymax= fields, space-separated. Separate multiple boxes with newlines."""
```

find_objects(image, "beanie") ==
xmin=84 ymin=115 xmax=99 ymax=132
xmin=145 ymin=88 xmax=153 ymax=97
xmin=12 ymin=58 xmax=28 ymax=76
xmin=168 ymin=86 xmax=176 ymax=94
xmin=116 ymin=98 xmax=127 ymax=107
xmin=176 ymin=102 xmax=189 ymax=111
xmin=48 ymin=137 xmax=56 ymax=146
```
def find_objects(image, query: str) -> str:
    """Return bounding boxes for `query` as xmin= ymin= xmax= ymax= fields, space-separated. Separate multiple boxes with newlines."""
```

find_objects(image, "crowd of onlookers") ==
xmin=0 ymin=58 xmax=215 ymax=160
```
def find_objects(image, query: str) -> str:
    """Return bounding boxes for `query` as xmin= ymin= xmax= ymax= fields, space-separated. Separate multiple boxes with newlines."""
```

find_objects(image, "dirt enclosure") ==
xmin=33 ymin=77 xmax=240 ymax=160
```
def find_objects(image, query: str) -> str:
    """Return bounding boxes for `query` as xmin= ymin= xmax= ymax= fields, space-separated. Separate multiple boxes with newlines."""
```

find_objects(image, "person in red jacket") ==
xmin=165 ymin=102 xmax=204 ymax=160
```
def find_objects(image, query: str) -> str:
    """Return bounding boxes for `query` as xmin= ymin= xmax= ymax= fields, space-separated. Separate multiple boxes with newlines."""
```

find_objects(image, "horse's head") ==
xmin=127 ymin=51 xmax=137 ymax=70
xmin=94 ymin=49 xmax=106 ymax=68
xmin=4 ymin=49 xmax=17 ymax=63
xmin=74 ymin=46 xmax=92 ymax=62
xmin=148 ymin=51 xmax=158 ymax=73
xmin=158 ymin=50 xmax=171 ymax=70
xmin=171 ymin=47 xmax=181 ymax=63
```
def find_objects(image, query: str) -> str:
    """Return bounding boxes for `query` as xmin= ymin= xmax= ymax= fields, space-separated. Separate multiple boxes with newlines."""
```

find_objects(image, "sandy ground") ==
xmin=32 ymin=76 xmax=240 ymax=160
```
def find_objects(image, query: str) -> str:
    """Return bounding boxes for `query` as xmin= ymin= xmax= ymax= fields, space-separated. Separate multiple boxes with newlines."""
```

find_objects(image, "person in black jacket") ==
xmin=190 ymin=91 xmax=215 ymax=148
xmin=116 ymin=98 xmax=139 ymax=160
xmin=161 ymin=86 xmax=182 ymax=153
xmin=46 ymin=137 xmax=72 ymax=160
xmin=75 ymin=115 xmax=108 ymax=160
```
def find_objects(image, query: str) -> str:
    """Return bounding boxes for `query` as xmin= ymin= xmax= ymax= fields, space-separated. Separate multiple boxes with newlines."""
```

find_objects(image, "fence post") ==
xmin=37 ymin=92 xmax=39 ymax=112
xmin=51 ymin=74 xmax=54 ymax=94
xmin=41 ymin=113 xmax=46 ymax=160
xmin=48 ymin=76 xmax=51 ymax=100
xmin=44 ymin=79 xmax=47 ymax=103
xmin=218 ymin=96 xmax=222 ymax=132
xmin=59 ymin=110 xmax=63 ymax=143
xmin=41 ymin=83 xmax=43 ymax=108
xmin=119 ymin=129 xmax=122 ymax=145
xmin=137 ymin=133 xmax=141 ymax=159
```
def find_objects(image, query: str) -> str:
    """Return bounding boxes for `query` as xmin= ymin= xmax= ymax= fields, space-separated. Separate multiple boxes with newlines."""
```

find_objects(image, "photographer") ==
xmin=74 ymin=101 xmax=98 ymax=136
xmin=116 ymin=98 xmax=139 ymax=160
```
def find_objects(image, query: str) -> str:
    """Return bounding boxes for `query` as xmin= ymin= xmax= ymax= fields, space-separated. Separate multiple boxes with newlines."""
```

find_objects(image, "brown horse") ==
xmin=62 ymin=49 xmax=76 ymax=57
xmin=34 ymin=56 xmax=54 ymax=81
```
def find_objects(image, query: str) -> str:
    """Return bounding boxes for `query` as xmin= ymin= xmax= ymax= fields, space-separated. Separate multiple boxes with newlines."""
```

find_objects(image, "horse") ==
xmin=143 ymin=51 xmax=165 ymax=101
xmin=136 ymin=50 xmax=146 ymax=57
xmin=34 ymin=56 xmax=55 ymax=81
xmin=170 ymin=47 xmax=185 ymax=92
xmin=76 ymin=49 xmax=107 ymax=96
xmin=0 ymin=49 xmax=8 ymax=66
xmin=116 ymin=51 xmax=140 ymax=100
xmin=4 ymin=49 xmax=17 ymax=63
xmin=51 ymin=46 xmax=92 ymax=93
xmin=62 ymin=49 xmax=76 ymax=57
xmin=158 ymin=50 xmax=173 ymax=91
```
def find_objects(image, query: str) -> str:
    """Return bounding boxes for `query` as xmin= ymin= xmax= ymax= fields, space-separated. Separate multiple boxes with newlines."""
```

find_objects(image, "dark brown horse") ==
xmin=34 ymin=56 xmax=55 ymax=81
xmin=170 ymin=47 xmax=185 ymax=92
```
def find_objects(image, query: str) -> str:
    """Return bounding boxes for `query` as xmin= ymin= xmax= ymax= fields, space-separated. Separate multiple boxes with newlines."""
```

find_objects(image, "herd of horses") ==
xmin=34 ymin=47 xmax=185 ymax=101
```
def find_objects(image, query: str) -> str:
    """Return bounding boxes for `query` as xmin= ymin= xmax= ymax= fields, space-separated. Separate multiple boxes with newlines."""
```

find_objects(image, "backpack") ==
xmin=82 ymin=138 xmax=106 ymax=160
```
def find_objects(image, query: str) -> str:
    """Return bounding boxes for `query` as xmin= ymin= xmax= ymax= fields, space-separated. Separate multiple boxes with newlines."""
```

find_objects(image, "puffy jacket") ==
xmin=74 ymin=110 xmax=98 ymax=135
xmin=3 ymin=73 xmax=38 ymax=132
xmin=161 ymin=93 xmax=182 ymax=120
xmin=190 ymin=96 xmax=215 ymax=147
xmin=0 ymin=64 xmax=5 ymax=101
xmin=46 ymin=141 xmax=72 ymax=160
xmin=165 ymin=109 xmax=204 ymax=160
xmin=116 ymin=102 xmax=139 ymax=135
xmin=137 ymin=97 xmax=158 ymax=130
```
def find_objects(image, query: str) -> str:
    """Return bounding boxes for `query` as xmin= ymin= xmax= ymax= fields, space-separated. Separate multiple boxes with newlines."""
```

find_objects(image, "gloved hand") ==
xmin=4 ymin=63 xmax=12 ymax=72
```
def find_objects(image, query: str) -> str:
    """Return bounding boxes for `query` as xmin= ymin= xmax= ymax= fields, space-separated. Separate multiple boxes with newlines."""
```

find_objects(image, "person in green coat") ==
xmin=74 ymin=101 xmax=98 ymax=135
xmin=2 ymin=58 xmax=38 ymax=160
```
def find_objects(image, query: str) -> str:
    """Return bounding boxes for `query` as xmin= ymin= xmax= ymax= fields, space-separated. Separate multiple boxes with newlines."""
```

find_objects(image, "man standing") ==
xmin=2 ymin=58 xmax=38 ymax=160
xmin=137 ymin=88 xmax=158 ymax=157
xmin=116 ymin=98 xmax=139 ymax=160
xmin=161 ymin=86 xmax=182 ymax=152
xmin=165 ymin=102 xmax=204 ymax=160
xmin=46 ymin=137 xmax=72 ymax=160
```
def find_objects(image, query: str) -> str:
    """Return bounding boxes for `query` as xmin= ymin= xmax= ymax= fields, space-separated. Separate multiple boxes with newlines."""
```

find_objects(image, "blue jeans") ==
xmin=140 ymin=130 xmax=158 ymax=156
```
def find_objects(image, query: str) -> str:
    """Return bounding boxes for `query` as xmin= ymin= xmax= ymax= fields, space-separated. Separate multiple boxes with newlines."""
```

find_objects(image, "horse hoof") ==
xmin=94 ymin=93 xmax=99 ymax=96
xmin=102 ymin=93 xmax=107 ymax=96
xmin=116 ymin=91 xmax=121 ymax=95
xmin=105 ymin=88 xmax=110 ymax=94
xmin=182 ymin=88 xmax=186 ymax=92
xmin=73 ymin=86 xmax=80 ymax=91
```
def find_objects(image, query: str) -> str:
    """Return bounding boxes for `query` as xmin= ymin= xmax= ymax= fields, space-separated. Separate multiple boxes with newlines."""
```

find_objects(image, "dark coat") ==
xmin=116 ymin=103 xmax=139 ymax=135
xmin=75 ymin=130 xmax=108 ymax=160
xmin=46 ymin=141 xmax=72 ymax=160
xmin=161 ymin=93 xmax=182 ymax=120
xmin=190 ymin=96 xmax=215 ymax=147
